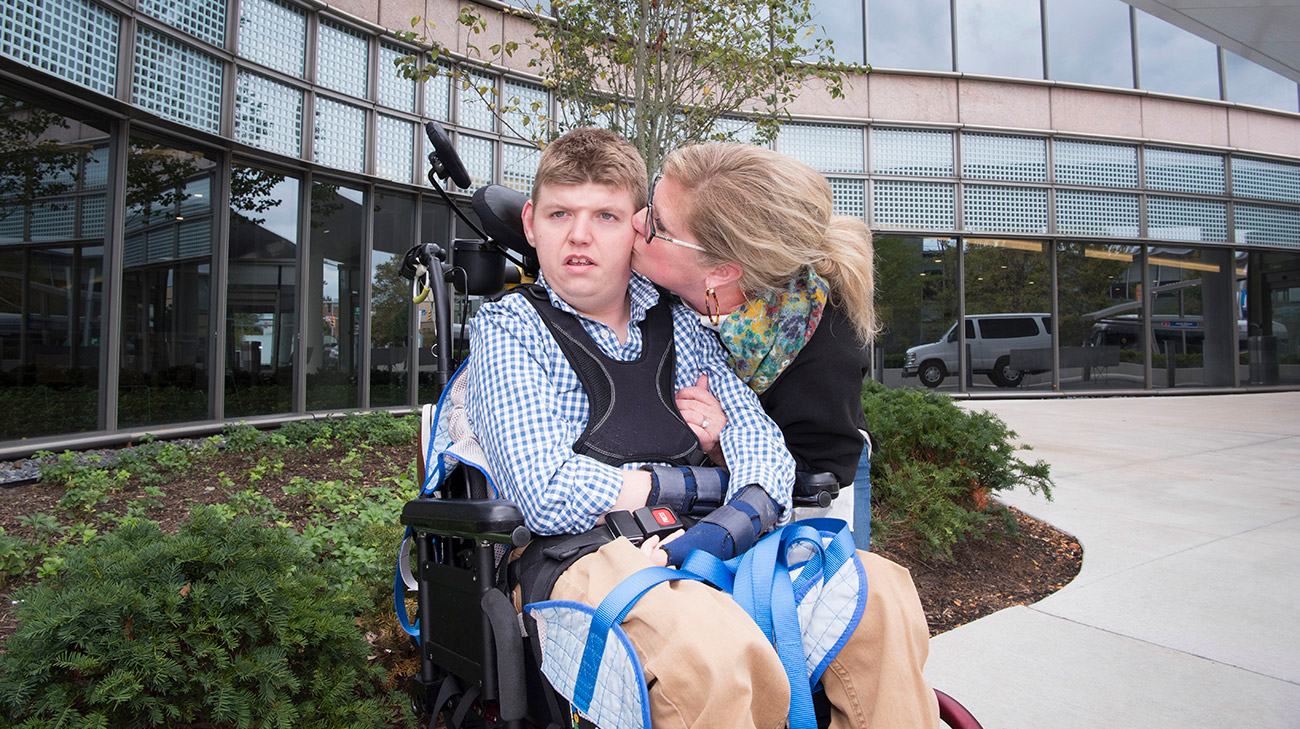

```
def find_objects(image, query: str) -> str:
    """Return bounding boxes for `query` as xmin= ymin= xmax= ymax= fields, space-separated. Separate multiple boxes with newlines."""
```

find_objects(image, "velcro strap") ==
xmin=705 ymin=501 xmax=760 ymax=555
xmin=644 ymin=465 xmax=692 ymax=512
xmin=687 ymin=467 xmax=726 ymax=511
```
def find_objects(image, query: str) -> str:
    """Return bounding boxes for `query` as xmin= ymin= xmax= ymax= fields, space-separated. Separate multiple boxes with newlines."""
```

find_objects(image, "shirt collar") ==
xmin=536 ymin=271 xmax=660 ymax=327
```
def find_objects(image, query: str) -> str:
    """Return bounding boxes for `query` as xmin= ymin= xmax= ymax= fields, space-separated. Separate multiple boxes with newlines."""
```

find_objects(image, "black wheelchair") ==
xmin=396 ymin=122 xmax=983 ymax=729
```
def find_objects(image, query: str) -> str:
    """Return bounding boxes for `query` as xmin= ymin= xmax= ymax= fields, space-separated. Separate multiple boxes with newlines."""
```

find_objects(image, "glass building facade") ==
xmin=2 ymin=0 xmax=1298 ymax=454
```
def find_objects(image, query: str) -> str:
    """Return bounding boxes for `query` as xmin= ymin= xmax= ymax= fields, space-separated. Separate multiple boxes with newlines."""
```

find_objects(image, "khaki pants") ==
xmin=549 ymin=539 xmax=939 ymax=729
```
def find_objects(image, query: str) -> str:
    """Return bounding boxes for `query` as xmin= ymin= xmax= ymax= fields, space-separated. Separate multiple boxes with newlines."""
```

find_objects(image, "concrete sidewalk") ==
xmin=924 ymin=393 xmax=1300 ymax=729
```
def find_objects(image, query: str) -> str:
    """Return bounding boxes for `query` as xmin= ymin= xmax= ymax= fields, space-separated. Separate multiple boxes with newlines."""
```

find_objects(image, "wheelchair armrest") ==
xmin=401 ymin=498 xmax=531 ymax=547
xmin=792 ymin=471 xmax=841 ymax=508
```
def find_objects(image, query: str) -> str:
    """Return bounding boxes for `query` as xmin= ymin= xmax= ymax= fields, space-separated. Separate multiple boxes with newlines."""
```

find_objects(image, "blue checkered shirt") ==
xmin=466 ymin=273 xmax=795 ymax=536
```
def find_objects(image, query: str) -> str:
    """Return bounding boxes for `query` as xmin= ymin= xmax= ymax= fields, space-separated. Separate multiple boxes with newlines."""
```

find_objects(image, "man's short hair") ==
xmin=532 ymin=128 xmax=647 ymax=208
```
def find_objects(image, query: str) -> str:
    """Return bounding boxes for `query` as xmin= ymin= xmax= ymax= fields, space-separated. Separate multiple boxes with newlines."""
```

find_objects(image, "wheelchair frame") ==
xmin=395 ymin=121 xmax=983 ymax=729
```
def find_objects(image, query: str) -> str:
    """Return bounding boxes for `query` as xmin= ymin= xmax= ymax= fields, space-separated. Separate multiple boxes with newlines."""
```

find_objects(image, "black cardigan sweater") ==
xmin=755 ymin=303 xmax=871 ymax=485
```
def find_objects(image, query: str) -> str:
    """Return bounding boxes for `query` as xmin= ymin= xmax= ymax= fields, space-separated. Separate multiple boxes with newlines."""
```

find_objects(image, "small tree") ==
xmin=395 ymin=0 xmax=863 ymax=174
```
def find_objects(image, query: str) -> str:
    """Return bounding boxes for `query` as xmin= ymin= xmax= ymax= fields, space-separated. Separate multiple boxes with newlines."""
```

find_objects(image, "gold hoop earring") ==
xmin=705 ymin=287 xmax=720 ymax=325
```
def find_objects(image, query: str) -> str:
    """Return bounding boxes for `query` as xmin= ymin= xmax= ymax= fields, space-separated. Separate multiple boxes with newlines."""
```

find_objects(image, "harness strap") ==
xmin=570 ymin=566 xmax=707 ymax=714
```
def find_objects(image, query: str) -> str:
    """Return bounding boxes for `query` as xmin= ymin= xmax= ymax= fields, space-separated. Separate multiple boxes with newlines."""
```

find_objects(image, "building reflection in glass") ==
xmin=225 ymin=166 xmax=299 ymax=418
xmin=0 ymin=95 xmax=109 ymax=439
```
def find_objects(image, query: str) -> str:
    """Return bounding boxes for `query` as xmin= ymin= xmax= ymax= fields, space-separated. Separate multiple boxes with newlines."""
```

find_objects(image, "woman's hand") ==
xmin=676 ymin=374 xmax=726 ymax=465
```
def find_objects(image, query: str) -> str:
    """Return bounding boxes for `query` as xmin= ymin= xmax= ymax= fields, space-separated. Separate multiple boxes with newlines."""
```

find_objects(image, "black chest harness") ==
xmin=505 ymin=284 xmax=708 ymax=603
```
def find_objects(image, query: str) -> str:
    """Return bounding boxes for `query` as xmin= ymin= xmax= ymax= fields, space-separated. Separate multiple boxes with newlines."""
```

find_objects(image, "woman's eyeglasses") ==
xmin=645 ymin=174 xmax=707 ymax=252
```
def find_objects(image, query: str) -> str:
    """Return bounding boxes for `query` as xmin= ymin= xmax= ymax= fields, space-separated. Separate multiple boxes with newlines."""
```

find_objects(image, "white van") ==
xmin=902 ymin=313 xmax=1053 ymax=388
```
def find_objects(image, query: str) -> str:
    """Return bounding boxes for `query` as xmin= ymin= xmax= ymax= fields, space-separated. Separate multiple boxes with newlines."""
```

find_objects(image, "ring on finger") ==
xmin=701 ymin=418 xmax=710 ymax=429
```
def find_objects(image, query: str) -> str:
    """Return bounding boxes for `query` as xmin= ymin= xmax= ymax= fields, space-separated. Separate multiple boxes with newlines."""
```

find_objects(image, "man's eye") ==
xmin=599 ymin=212 xmax=617 ymax=221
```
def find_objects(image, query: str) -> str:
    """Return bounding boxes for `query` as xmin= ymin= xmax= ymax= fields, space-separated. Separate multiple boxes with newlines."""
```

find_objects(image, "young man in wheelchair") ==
xmin=457 ymin=128 xmax=938 ymax=729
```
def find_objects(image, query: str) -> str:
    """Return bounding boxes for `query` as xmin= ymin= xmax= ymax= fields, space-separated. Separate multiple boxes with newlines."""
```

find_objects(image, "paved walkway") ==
xmin=925 ymin=392 xmax=1300 ymax=729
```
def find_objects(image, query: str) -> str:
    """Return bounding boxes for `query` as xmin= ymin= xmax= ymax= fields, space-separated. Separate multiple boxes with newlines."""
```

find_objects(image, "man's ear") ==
xmin=704 ymin=261 xmax=744 ymax=290
xmin=521 ymin=199 xmax=538 ymax=250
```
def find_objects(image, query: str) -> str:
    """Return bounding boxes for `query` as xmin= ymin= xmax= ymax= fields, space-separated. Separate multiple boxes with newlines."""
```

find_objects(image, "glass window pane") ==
xmin=226 ymin=166 xmax=298 ymax=418
xmin=238 ymin=0 xmax=306 ymax=77
xmin=134 ymin=28 xmax=223 ymax=134
xmin=1056 ymin=189 xmax=1140 ymax=237
xmin=425 ymin=64 xmax=452 ymax=122
xmin=955 ymin=0 xmax=1043 ymax=78
xmin=1149 ymin=247 xmax=1237 ymax=388
xmin=502 ymin=79 xmax=549 ymax=142
xmin=235 ymin=71 xmax=303 ymax=158
xmin=868 ymin=0 xmax=952 ymax=72
xmin=877 ymin=237 xmax=960 ymax=390
xmin=873 ymin=180 xmax=955 ymax=230
xmin=1046 ymin=0 xmax=1132 ymax=88
xmin=1057 ymin=241 xmax=1145 ymax=391
xmin=1242 ymin=249 xmax=1300 ymax=385
xmin=962 ymin=185 xmax=1048 ymax=234
xmin=810 ymin=0 xmax=864 ymax=65
xmin=307 ymin=181 xmax=364 ymax=411
xmin=1147 ymin=196 xmax=1227 ymax=243
xmin=371 ymin=191 xmax=415 ymax=407
xmin=458 ymin=134 xmax=495 ymax=190
xmin=0 ymin=97 xmax=110 ymax=440
xmin=503 ymin=143 xmax=542 ymax=194
xmin=1054 ymin=139 xmax=1138 ymax=187
xmin=829 ymin=178 xmax=866 ymax=220
xmin=1224 ymin=51 xmax=1298 ymax=113
xmin=119 ymin=138 xmax=216 ymax=427
xmin=1235 ymin=203 xmax=1300 ymax=247
xmin=317 ymin=19 xmax=369 ymax=99
xmin=963 ymin=238 xmax=1051 ymax=389
xmin=1 ymin=0 xmax=119 ymax=95
xmin=1136 ymin=10 xmax=1219 ymax=99
xmin=1232 ymin=156 xmax=1300 ymax=205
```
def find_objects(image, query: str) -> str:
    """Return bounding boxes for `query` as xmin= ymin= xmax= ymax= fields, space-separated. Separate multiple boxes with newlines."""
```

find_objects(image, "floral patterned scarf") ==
xmin=718 ymin=267 xmax=829 ymax=394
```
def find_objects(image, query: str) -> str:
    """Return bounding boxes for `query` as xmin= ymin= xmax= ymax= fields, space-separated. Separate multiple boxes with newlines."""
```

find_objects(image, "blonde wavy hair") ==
xmin=662 ymin=143 xmax=878 ymax=341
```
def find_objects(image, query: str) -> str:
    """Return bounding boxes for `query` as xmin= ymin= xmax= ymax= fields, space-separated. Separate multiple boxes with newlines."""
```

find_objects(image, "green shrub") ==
xmin=0 ymin=507 xmax=412 ymax=729
xmin=862 ymin=381 xmax=1053 ymax=561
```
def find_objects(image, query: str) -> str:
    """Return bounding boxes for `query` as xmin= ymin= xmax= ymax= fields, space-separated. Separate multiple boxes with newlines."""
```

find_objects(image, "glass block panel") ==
xmin=829 ymin=178 xmax=866 ymax=220
xmin=779 ymin=123 xmax=865 ymax=173
xmin=871 ymin=128 xmax=954 ymax=177
xmin=376 ymin=114 xmax=414 ymax=184
xmin=317 ymin=19 xmax=368 ymax=99
xmin=133 ymin=28 xmax=223 ymax=133
xmin=425 ymin=64 xmax=451 ymax=121
xmin=458 ymin=134 xmax=495 ymax=189
xmin=503 ymin=143 xmax=542 ymax=193
xmin=1148 ymin=196 xmax=1227 ymax=242
xmin=235 ymin=71 xmax=302 ymax=157
xmin=81 ymin=196 xmax=105 ymax=237
xmin=1234 ymin=203 xmax=1300 ymax=248
xmin=138 ymin=0 xmax=226 ymax=46
xmin=313 ymin=96 xmax=366 ymax=173
xmin=1 ymin=0 xmax=119 ymax=95
xmin=83 ymin=147 xmax=109 ymax=189
xmin=378 ymin=44 xmax=416 ymax=113
xmin=873 ymin=180 xmax=955 ymax=230
xmin=237 ymin=0 xmax=306 ymax=77
xmin=458 ymin=69 xmax=497 ymax=132
xmin=963 ymin=185 xmax=1048 ymax=233
xmin=0 ymin=208 xmax=23 ymax=242
xmin=1145 ymin=148 xmax=1224 ymax=195
xmin=1054 ymin=139 xmax=1138 ymax=188
xmin=712 ymin=117 xmax=765 ymax=146
xmin=1055 ymin=189 xmax=1139 ymax=237
xmin=30 ymin=199 xmax=75 ymax=241
xmin=1232 ymin=156 xmax=1300 ymax=204
xmin=502 ymin=78 xmax=549 ymax=141
xmin=962 ymin=133 xmax=1046 ymax=182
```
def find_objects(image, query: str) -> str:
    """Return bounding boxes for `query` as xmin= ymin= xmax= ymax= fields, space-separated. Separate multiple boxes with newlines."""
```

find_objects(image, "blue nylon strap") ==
xmin=571 ymin=566 xmax=706 ymax=713
xmin=679 ymin=550 xmax=738 ymax=593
